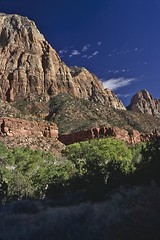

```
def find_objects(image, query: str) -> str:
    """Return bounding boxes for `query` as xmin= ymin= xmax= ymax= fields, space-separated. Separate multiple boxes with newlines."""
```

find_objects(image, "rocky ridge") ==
xmin=0 ymin=13 xmax=125 ymax=110
xmin=128 ymin=90 xmax=160 ymax=118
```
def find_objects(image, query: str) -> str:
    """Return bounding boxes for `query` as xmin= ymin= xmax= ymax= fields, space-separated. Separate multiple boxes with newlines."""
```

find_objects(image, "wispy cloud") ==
xmin=69 ymin=50 xmax=81 ymax=57
xmin=107 ymin=48 xmax=144 ymax=58
xmin=59 ymin=49 xmax=67 ymax=54
xmin=58 ymin=48 xmax=68 ymax=57
xmin=58 ymin=42 xmax=100 ymax=60
xmin=92 ymin=51 xmax=99 ymax=56
xmin=107 ymin=69 xmax=131 ymax=74
xmin=102 ymin=77 xmax=136 ymax=91
xmin=82 ymin=44 xmax=90 ymax=52
xmin=82 ymin=50 xmax=99 ymax=59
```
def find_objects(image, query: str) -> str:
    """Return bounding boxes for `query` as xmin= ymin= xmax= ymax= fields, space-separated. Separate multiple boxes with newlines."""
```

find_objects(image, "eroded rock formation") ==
xmin=0 ymin=13 xmax=125 ymax=110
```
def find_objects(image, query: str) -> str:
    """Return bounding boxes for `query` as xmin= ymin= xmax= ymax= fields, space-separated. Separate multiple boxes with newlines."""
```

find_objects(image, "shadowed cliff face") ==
xmin=0 ymin=13 xmax=125 ymax=110
xmin=128 ymin=90 xmax=160 ymax=118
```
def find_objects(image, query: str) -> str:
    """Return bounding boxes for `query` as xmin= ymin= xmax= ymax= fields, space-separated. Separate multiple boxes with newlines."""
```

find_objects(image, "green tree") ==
xmin=138 ymin=131 xmax=160 ymax=182
xmin=64 ymin=138 xmax=134 ymax=196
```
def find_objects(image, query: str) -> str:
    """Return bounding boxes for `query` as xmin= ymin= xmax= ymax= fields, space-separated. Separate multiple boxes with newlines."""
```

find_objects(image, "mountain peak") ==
xmin=127 ymin=90 xmax=160 ymax=118
xmin=0 ymin=13 xmax=125 ymax=110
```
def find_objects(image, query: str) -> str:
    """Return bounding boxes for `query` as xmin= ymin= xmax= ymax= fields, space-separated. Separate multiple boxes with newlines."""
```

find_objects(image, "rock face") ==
xmin=0 ymin=117 xmax=65 ymax=154
xmin=0 ymin=117 xmax=58 ymax=138
xmin=59 ymin=126 xmax=143 ymax=145
xmin=0 ymin=13 xmax=125 ymax=110
xmin=104 ymin=88 xmax=125 ymax=109
xmin=128 ymin=90 xmax=160 ymax=118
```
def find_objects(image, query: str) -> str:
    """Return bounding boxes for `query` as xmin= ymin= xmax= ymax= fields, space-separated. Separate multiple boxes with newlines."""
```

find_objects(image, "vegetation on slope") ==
xmin=47 ymin=93 xmax=160 ymax=134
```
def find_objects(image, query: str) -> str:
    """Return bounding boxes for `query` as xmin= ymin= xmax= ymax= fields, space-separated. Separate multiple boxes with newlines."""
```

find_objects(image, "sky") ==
xmin=0 ymin=0 xmax=160 ymax=105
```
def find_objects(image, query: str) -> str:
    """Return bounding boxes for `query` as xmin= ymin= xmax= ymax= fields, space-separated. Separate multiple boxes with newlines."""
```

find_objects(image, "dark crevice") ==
xmin=6 ymin=72 xmax=14 ymax=102
xmin=0 ymin=119 xmax=5 ymax=134
xmin=17 ymin=53 xmax=24 ymax=67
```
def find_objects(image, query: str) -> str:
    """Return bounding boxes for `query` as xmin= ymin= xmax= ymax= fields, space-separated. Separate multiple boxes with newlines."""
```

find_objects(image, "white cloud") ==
xmin=82 ymin=44 xmax=90 ymax=52
xmin=92 ymin=51 xmax=99 ymax=56
xmin=70 ymin=50 xmax=81 ymax=57
xmin=58 ymin=48 xmax=68 ymax=57
xmin=97 ymin=41 xmax=102 ymax=45
xmin=102 ymin=77 xmax=135 ymax=91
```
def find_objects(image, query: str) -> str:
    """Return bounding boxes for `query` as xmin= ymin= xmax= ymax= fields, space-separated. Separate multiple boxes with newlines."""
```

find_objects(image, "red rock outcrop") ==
xmin=0 ymin=117 xmax=58 ymax=139
xmin=0 ymin=117 xmax=158 ymax=149
xmin=0 ymin=13 xmax=125 ymax=110
xmin=128 ymin=90 xmax=160 ymax=118
xmin=58 ymin=126 xmax=143 ymax=145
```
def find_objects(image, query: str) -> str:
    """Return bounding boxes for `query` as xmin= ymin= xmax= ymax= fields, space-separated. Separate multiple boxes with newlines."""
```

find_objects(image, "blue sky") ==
xmin=0 ymin=0 xmax=160 ymax=105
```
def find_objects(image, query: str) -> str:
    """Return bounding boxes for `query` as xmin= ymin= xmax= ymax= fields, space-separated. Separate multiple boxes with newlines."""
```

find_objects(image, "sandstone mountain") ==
xmin=0 ymin=13 xmax=160 ymax=148
xmin=0 ymin=13 xmax=125 ymax=110
xmin=128 ymin=90 xmax=160 ymax=118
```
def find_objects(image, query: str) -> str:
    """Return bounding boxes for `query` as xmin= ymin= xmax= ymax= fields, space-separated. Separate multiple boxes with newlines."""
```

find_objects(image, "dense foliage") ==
xmin=0 ymin=144 xmax=76 ymax=203
xmin=63 ymin=138 xmax=135 ymax=196
xmin=0 ymin=133 xmax=159 ymax=203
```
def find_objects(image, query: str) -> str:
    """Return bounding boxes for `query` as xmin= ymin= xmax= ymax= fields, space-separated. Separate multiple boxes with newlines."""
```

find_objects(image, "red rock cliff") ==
xmin=59 ymin=126 xmax=143 ymax=145
xmin=0 ymin=117 xmax=58 ymax=139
